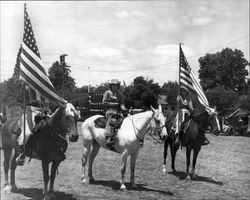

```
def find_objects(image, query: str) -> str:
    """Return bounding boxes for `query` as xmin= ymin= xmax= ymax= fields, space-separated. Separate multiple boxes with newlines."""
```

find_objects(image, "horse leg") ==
xmin=3 ymin=146 xmax=12 ymax=193
xmin=186 ymin=146 xmax=191 ymax=177
xmin=170 ymin=136 xmax=178 ymax=173
xmin=162 ymin=139 xmax=168 ymax=174
xmin=88 ymin=141 xmax=100 ymax=183
xmin=81 ymin=139 xmax=92 ymax=184
xmin=130 ymin=151 xmax=139 ymax=188
xmin=48 ymin=160 xmax=61 ymax=198
xmin=10 ymin=149 xmax=18 ymax=191
xmin=120 ymin=150 xmax=128 ymax=190
xmin=42 ymin=160 xmax=50 ymax=200
xmin=191 ymin=147 xmax=201 ymax=179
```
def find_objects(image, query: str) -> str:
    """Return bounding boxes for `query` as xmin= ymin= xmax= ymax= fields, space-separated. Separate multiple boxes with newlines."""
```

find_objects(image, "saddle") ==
xmin=94 ymin=114 xmax=123 ymax=130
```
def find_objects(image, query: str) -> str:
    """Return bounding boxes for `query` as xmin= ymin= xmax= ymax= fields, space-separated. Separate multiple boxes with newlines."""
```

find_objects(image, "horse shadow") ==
xmin=168 ymin=171 xmax=223 ymax=185
xmin=12 ymin=188 xmax=77 ymax=200
xmin=90 ymin=179 xmax=173 ymax=196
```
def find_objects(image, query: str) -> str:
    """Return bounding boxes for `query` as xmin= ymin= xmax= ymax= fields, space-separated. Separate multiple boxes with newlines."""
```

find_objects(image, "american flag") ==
xmin=19 ymin=4 xmax=66 ymax=106
xmin=179 ymin=45 xmax=210 ymax=110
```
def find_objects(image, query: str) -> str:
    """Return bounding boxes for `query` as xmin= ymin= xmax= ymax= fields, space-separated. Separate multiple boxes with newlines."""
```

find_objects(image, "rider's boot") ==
xmin=16 ymin=145 xmax=25 ymax=166
xmin=201 ymin=133 xmax=209 ymax=146
xmin=105 ymin=127 xmax=115 ymax=147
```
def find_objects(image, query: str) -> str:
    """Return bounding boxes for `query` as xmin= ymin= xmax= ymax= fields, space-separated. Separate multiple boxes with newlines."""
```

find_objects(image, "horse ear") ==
xmin=150 ymin=105 xmax=156 ymax=113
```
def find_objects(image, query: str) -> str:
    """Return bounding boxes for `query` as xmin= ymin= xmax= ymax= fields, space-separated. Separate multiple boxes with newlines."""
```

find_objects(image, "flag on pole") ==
xmin=19 ymin=4 xmax=66 ymax=106
xmin=179 ymin=45 xmax=210 ymax=111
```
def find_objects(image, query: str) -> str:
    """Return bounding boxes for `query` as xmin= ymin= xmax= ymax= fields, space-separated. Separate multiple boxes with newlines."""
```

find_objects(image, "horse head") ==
xmin=150 ymin=105 xmax=168 ymax=140
xmin=60 ymin=103 xmax=80 ymax=142
xmin=207 ymin=106 xmax=221 ymax=135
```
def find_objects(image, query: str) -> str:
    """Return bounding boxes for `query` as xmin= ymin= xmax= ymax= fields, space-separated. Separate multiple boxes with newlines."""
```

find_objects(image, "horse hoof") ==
xmin=191 ymin=174 xmax=198 ymax=180
xmin=81 ymin=177 xmax=87 ymax=185
xmin=89 ymin=178 xmax=95 ymax=184
xmin=11 ymin=185 xmax=18 ymax=192
xmin=3 ymin=185 xmax=11 ymax=194
xmin=120 ymin=184 xmax=127 ymax=191
xmin=44 ymin=193 xmax=53 ymax=200
xmin=162 ymin=165 xmax=167 ymax=174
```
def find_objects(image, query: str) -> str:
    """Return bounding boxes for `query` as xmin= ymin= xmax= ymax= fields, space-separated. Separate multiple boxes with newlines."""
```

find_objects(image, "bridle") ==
xmin=129 ymin=112 xmax=165 ymax=146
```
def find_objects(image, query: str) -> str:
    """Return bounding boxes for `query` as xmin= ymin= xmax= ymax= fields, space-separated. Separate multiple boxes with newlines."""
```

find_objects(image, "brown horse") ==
xmin=162 ymin=107 xmax=221 ymax=179
xmin=162 ymin=118 xmax=180 ymax=174
xmin=1 ymin=103 xmax=79 ymax=200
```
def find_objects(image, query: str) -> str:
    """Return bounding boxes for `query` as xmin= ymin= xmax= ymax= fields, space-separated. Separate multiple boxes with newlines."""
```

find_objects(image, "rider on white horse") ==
xmin=102 ymin=79 xmax=126 ymax=146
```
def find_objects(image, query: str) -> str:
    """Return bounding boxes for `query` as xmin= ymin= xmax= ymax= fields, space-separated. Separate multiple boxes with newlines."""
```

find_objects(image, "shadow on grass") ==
xmin=168 ymin=171 xmax=223 ymax=185
xmin=90 ymin=179 xmax=173 ymax=195
xmin=12 ymin=188 xmax=77 ymax=200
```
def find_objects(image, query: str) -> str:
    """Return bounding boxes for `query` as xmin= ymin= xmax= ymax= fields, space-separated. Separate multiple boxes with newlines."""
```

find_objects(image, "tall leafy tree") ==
xmin=198 ymin=48 xmax=249 ymax=93
xmin=160 ymin=81 xmax=178 ymax=105
xmin=123 ymin=76 xmax=160 ymax=109
xmin=0 ymin=45 xmax=23 ymax=108
xmin=48 ymin=60 xmax=76 ymax=100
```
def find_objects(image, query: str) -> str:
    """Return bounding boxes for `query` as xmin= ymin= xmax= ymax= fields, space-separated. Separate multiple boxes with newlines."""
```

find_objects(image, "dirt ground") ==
xmin=1 ymin=122 xmax=250 ymax=200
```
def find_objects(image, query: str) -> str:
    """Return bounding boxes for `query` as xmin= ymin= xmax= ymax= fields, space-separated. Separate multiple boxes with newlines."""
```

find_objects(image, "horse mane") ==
xmin=48 ymin=107 xmax=64 ymax=131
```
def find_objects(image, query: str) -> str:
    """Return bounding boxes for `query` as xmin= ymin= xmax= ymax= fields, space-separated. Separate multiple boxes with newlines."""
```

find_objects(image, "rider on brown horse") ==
xmin=173 ymin=86 xmax=209 ymax=146
xmin=15 ymin=107 xmax=51 ymax=165
xmin=102 ymin=79 xmax=126 ymax=146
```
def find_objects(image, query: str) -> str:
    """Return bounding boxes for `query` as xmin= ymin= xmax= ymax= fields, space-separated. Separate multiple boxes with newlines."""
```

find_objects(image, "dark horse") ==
xmin=162 ymin=107 xmax=220 ymax=179
xmin=162 ymin=118 xmax=180 ymax=174
xmin=1 ymin=103 xmax=79 ymax=200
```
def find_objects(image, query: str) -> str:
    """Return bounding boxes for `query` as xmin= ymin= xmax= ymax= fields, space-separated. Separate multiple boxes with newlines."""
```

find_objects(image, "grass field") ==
xmin=1 ymin=123 xmax=250 ymax=200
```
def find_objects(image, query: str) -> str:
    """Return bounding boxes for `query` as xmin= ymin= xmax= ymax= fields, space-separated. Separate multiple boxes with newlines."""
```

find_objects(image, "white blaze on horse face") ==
xmin=208 ymin=107 xmax=221 ymax=132
xmin=152 ymin=108 xmax=167 ymax=137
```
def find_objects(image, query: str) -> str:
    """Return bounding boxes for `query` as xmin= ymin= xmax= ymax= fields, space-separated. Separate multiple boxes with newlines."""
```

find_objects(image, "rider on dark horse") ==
xmin=102 ymin=79 xmax=126 ymax=147
xmin=174 ymin=86 xmax=209 ymax=146
xmin=15 ymin=107 xmax=51 ymax=165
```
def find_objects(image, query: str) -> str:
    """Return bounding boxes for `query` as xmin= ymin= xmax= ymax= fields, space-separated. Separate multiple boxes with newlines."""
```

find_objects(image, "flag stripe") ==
xmin=22 ymin=43 xmax=43 ymax=69
xmin=20 ymin=71 xmax=65 ymax=105
xmin=179 ymin=46 xmax=210 ymax=111
xmin=180 ymin=74 xmax=193 ymax=86
xmin=19 ymin=4 xmax=66 ymax=107
xmin=20 ymin=67 xmax=65 ymax=104
xmin=190 ymin=71 xmax=209 ymax=106
xmin=21 ymin=45 xmax=46 ymax=75
xmin=20 ymin=56 xmax=56 ymax=92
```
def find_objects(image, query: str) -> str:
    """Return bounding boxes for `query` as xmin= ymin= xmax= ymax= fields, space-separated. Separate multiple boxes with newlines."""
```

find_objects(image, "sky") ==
xmin=0 ymin=1 xmax=249 ymax=87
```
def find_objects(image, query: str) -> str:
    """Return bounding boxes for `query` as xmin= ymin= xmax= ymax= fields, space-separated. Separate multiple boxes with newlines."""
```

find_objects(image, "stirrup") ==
xmin=16 ymin=154 xmax=25 ymax=166
xmin=201 ymin=139 xmax=210 ymax=146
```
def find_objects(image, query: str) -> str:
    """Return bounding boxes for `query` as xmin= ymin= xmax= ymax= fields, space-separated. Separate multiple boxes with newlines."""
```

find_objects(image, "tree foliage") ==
xmin=205 ymin=86 xmax=238 ymax=111
xmin=123 ymin=76 xmax=160 ymax=109
xmin=0 ymin=46 xmax=23 ymax=108
xmin=160 ymin=81 xmax=178 ymax=105
xmin=198 ymin=48 xmax=249 ymax=93
xmin=48 ymin=61 xmax=76 ymax=100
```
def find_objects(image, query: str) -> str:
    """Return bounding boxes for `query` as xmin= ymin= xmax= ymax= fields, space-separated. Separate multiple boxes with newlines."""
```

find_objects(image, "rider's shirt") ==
xmin=178 ymin=96 xmax=193 ymax=121
xmin=102 ymin=90 xmax=124 ymax=116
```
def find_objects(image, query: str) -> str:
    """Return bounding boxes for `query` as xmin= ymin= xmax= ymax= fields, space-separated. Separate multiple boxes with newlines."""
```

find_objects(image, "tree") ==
xmin=0 ymin=46 xmax=23 ymax=108
xmin=160 ymin=81 xmax=178 ymax=105
xmin=205 ymin=86 xmax=238 ymax=111
xmin=48 ymin=61 xmax=76 ymax=100
xmin=123 ymin=76 xmax=160 ymax=109
xmin=198 ymin=48 xmax=249 ymax=93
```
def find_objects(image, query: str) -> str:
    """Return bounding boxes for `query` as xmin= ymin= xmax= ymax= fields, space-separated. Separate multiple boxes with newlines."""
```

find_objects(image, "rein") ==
xmin=129 ymin=115 xmax=146 ymax=146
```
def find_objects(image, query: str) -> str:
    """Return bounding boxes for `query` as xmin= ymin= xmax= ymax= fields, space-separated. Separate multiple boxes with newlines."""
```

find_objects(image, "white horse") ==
xmin=81 ymin=105 xmax=167 ymax=190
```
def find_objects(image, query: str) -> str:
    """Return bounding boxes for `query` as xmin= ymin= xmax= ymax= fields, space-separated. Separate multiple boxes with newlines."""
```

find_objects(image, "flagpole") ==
xmin=22 ymin=83 xmax=27 ymax=153
xmin=177 ymin=43 xmax=182 ymax=145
